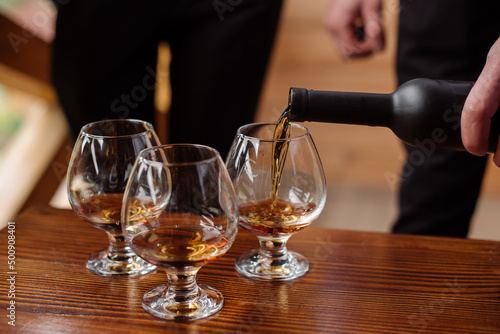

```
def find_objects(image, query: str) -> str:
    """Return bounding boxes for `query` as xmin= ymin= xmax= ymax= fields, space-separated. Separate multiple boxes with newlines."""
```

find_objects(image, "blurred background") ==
xmin=1 ymin=0 xmax=499 ymax=239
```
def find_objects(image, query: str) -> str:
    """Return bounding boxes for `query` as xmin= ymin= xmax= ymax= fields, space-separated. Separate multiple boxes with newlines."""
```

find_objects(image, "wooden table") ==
xmin=1 ymin=205 xmax=499 ymax=333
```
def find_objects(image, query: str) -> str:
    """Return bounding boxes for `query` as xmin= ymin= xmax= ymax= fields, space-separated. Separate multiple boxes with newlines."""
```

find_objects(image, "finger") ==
xmin=494 ymin=142 xmax=500 ymax=167
xmin=461 ymin=84 xmax=493 ymax=155
xmin=461 ymin=47 xmax=500 ymax=155
xmin=324 ymin=1 xmax=374 ymax=58
xmin=360 ymin=0 xmax=384 ymax=51
xmin=463 ymin=38 xmax=500 ymax=155
xmin=324 ymin=14 xmax=358 ymax=58
xmin=328 ymin=21 xmax=373 ymax=58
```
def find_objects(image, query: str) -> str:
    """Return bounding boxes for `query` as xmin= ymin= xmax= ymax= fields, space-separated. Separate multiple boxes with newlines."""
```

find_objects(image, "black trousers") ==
xmin=52 ymin=0 xmax=283 ymax=157
xmin=393 ymin=0 xmax=500 ymax=237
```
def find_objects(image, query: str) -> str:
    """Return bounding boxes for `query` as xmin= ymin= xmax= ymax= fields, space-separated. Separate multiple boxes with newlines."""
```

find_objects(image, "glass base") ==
xmin=235 ymin=249 xmax=309 ymax=281
xmin=142 ymin=284 xmax=223 ymax=320
xmin=86 ymin=249 xmax=157 ymax=277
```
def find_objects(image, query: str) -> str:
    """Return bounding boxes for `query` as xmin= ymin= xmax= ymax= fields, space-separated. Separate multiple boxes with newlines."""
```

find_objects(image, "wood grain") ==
xmin=1 ymin=205 xmax=499 ymax=333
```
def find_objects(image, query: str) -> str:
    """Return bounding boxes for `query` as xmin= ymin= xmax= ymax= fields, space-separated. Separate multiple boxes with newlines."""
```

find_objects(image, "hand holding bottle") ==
xmin=462 ymin=37 xmax=500 ymax=167
xmin=324 ymin=0 xmax=384 ymax=58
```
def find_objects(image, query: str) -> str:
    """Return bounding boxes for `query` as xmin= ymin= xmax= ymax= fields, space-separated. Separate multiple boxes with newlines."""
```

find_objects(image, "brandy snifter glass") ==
xmin=67 ymin=119 xmax=160 ymax=276
xmin=226 ymin=122 xmax=326 ymax=280
xmin=122 ymin=144 xmax=239 ymax=320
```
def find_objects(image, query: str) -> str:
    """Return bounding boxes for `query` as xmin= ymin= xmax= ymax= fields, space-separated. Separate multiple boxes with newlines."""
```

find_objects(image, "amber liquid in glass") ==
xmin=239 ymin=108 xmax=316 ymax=236
xmin=129 ymin=214 xmax=231 ymax=270
xmin=78 ymin=193 xmax=124 ymax=232
xmin=239 ymin=198 xmax=316 ymax=236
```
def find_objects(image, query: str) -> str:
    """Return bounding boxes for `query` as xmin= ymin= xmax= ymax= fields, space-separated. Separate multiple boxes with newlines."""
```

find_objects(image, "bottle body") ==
xmin=288 ymin=78 xmax=500 ymax=153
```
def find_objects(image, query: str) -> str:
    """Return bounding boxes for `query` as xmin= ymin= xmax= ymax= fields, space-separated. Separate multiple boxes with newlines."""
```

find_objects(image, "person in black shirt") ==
xmin=52 ymin=0 xmax=283 ymax=158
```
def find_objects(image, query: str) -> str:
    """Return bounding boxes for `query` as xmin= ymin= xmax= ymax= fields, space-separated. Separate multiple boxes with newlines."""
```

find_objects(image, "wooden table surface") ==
xmin=1 ymin=205 xmax=499 ymax=333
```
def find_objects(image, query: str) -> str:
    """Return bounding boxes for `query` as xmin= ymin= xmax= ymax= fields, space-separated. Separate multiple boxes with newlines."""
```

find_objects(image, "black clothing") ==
xmin=52 ymin=0 xmax=283 ymax=157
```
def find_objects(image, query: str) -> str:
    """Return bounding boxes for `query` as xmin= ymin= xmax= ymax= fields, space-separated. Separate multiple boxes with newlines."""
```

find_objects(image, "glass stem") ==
xmin=165 ymin=272 xmax=200 ymax=306
xmin=257 ymin=236 xmax=291 ymax=264
xmin=106 ymin=232 xmax=135 ymax=262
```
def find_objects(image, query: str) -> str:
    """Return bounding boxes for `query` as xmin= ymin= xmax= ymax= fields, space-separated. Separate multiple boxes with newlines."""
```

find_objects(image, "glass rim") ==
xmin=236 ymin=122 xmax=310 ymax=142
xmin=80 ymin=119 xmax=155 ymax=139
xmin=137 ymin=143 xmax=221 ymax=166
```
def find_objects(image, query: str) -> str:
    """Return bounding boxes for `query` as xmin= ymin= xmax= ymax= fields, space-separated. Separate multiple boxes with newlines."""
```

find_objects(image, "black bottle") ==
xmin=288 ymin=78 xmax=500 ymax=153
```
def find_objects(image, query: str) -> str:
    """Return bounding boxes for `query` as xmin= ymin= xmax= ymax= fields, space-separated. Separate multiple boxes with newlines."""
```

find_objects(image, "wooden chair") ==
xmin=0 ymin=13 xmax=69 ymax=227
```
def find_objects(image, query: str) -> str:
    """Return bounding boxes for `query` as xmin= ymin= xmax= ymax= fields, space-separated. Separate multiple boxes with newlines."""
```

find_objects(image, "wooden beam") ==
xmin=0 ymin=13 xmax=51 ymax=84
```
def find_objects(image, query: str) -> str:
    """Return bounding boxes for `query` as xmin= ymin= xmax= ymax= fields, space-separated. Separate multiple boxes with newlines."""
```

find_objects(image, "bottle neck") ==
xmin=288 ymin=88 xmax=393 ymax=128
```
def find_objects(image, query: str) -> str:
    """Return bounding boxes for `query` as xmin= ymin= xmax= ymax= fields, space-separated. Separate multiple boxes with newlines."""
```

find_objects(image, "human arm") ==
xmin=323 ymin=0 xmax=384 ymax=58
xmin=461 ymin=37 xmax=500 ymax=166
